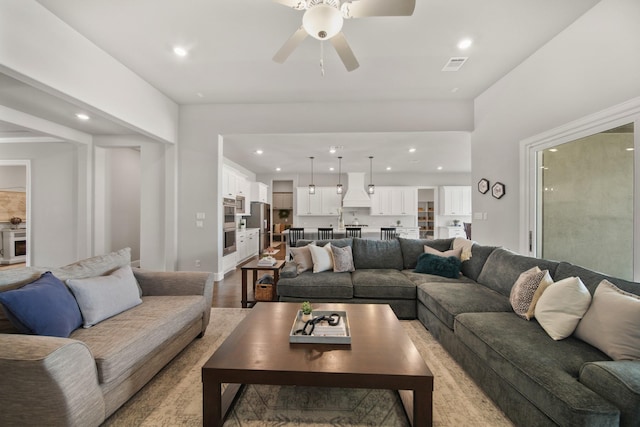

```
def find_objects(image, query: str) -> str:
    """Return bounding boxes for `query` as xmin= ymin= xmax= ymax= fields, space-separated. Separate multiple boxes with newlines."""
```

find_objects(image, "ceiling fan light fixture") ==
xmin=303 ymin=4 xmax=343 ymax=40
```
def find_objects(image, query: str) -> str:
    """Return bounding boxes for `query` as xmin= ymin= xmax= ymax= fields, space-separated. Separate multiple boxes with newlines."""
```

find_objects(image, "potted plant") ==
xmin=301 ymin=301 xmax=313 ymax=322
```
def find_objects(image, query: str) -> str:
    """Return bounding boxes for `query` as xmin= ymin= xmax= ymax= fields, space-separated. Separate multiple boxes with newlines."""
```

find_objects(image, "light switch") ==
xmin=196 ymin=212 xmax=205 ymax=220
xmin=196 ymin=221 xmax=204 ymax=228
xmin=483 ymin=212 xmax=488 ymax=220
xmin=473 ymin=212 xmax=483 ymax=220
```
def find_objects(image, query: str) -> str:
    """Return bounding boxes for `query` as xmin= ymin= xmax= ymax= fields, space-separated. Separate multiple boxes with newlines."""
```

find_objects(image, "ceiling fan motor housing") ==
xmin=303 ymin=2 xmax=344 ymax=40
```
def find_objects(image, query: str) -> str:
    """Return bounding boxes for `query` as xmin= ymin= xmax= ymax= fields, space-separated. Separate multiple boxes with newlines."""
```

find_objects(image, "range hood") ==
xmin=342 ymin=172 xmax=371 ymax=208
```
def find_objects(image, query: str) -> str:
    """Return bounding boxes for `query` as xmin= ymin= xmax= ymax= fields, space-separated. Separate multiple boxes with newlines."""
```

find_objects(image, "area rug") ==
xmin=102 ymin=308 xmax=513 ymax=427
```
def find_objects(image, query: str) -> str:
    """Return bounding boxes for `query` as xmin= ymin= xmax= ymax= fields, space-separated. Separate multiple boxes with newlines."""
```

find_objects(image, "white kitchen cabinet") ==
xmin=439 ymin=186 xmax=472 ymax=216
xmin=396 ymin=227 xmax=420 ymax=239
xmin=222 ymin=166 xmax=237 ymax=198
xmin=439 ymin=226 xmax=467 ymax=239
xmin=370 ymin=187 xmax=417 ymax=216
xmin=236 ymin=228 xmax=259 ymax=264
xmin=296 ymin=187 xmax=341 ymax=216
xmin=236 ymin=174 xmax=250 ymax=198
xmin=321 ymin=188 xmax=342 ymax=215
xmin=247 ymin=229 xmax=259 ymax=258
xmin=251 ymin=182 xmax=269 ymax=203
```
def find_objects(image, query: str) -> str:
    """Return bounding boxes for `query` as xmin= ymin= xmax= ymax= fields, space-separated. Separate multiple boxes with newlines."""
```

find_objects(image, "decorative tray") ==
xmin=289 ymin=310 xmax=351 ymax=344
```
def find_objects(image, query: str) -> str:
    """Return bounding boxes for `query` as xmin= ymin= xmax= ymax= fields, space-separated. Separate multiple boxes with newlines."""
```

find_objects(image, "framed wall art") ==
xmin=491 ymin=182 xmax=506 ymax=199
xmin=478 ymin=178 xmax=489 ymax=194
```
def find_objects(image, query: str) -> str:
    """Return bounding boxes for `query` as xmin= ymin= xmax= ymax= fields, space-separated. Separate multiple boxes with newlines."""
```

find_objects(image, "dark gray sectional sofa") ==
xmin=277 ymin=237 xmax=640 ymax=427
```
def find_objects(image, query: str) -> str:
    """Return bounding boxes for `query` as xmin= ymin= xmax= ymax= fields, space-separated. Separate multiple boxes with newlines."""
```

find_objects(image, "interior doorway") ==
xmin=0 ymin=161 xmax=30 ymax=266
xmin=272 ymin=180 xmax=294 ymax=243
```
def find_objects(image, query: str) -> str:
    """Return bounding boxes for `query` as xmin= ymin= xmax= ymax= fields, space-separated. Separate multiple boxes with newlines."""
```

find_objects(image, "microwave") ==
xmin=235 ymin=195 xmax=245 ymax=214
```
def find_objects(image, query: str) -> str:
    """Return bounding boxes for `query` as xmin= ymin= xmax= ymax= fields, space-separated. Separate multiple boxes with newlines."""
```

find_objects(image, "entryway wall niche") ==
xmin=94 ymin=147 xmax=141 ymax=263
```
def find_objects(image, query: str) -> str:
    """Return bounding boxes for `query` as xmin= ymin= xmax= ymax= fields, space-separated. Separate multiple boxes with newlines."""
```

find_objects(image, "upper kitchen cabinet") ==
xmin=251 ymin=182 xmax=269 ymax=203
xmin=370 ymin=187 xmax=417 ymax=216
xmin=273 ymin=192 xmax=293 ymax=210
xmin=222 ymin=166 xmax=237 ymax=198
xmin=440 ymin=186 xmax=472 ymax=216
xmin=296 ymin=187 xmax=340 ymax=216
xmin=236 ymin=174 xmax=250 ymax=199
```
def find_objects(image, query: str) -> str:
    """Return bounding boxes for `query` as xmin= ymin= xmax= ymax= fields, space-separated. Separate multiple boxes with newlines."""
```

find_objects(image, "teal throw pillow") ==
xmin=414 ymin=252 xmax=461 ymax=279
xmin=0 ymin=271 xmax=83 ymax=337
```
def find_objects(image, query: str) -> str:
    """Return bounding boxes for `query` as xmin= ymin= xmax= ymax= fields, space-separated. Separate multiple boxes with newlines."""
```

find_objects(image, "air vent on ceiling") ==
xmin=442 ymin=57 xmax=468 ymax=72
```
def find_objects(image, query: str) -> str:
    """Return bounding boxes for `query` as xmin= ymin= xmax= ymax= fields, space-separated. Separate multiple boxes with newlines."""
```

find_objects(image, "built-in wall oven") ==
xmin=223 ymin=197 xmax=237 ymax=255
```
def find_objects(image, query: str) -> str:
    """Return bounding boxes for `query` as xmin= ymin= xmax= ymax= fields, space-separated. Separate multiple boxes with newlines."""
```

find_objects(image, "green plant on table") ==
xmin=301 ymin=301 xmax=313 ymax=315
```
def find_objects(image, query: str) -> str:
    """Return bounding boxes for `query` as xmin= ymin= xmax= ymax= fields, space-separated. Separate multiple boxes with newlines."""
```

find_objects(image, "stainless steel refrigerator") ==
xmin=246 ymin=202 xmax=271 ymax=252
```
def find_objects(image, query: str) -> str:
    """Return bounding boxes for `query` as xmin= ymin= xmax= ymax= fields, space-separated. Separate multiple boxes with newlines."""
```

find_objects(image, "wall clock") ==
xmin=478 ymin=178 xmax=489 ymax=194
xmin=492 ymin=182 xmax=506 ymax=199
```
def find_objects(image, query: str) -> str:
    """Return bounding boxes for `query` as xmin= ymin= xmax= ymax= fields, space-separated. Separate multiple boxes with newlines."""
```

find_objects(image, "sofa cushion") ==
xmin=460 ymin=244 xmax=499 ymax=282
xmin=411 ymin=275 xmax=511 ymax=329
xmin=352 ymin=238 xmax=404 ymax=270
xmin=398 ymin=237 xmax=453 ymax=269
xmin=575 ymin=280 xmax=640 ymax=360
xmin=454 ymin=312 xmax=619 ymax=426
xmin=66 ymin=265 xmax=143 ymax=328
xmin=296 ymin=238 xmax=353 ymax=248
xmin=579 ymin=361 xmax=640 ymax=427
xmin=277 ymin=271 xmax=353 ymax=299
xmin=352 ymin=269 xmax=415 ymax=299
xmin=476 ymin=248 xmax=559 ymax=298
xmin=70 ymin=295 xmax=204 ymax=384
xmin=553 ymin=261 xmax=640 ymax=297
xmin=0 ymin=272 xmax=82 ymax=337
xmin=51 ymin=248 xmax=132 ymax=281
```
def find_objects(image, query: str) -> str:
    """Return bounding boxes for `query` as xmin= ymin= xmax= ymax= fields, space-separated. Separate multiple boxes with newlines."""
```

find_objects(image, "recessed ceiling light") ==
xmin=457 ymin=38 xmax=473 ymax=50
xmin=626 ymin=147 xmax=634 ymax=151
xmin=173 ymin=46 xmax=188 ymax=57
xmin=549 ymin=148 xmax=558 ymax=152
xmin=386 ymin=166 xmax=392 ymax=171
xmin=408 ymin=148 xmax=416 ymax=153
xmin=75 ymin=113 xmax=90 ymax=120
xmin=255 ymin=149 xmax=263 ymax=155
xmin=275 ymin=167 xmax=282 ymax=172
xmin=451 ymin=87 xmax=459 ymax=93
xmin=329 ymin=148 xmax=336 ymax=154
xmin=437 ymin=166 xmax=443 ymax=171
xmin=329 ymin=167 xmax=335 ymax=171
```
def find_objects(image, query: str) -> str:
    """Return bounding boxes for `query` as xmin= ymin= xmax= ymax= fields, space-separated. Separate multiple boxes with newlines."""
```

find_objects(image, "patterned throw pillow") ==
xmin=510 ymin=267 xmax=546 ymax=319
xmin=525 ymin=271 xmax=554 ymax=320
xmin=331 ymin=245 xmax=355 ymax=273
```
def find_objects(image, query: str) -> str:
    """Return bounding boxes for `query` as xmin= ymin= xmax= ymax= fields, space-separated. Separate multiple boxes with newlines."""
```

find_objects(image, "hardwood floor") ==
xmin=212 ymin=244 xmax=286 ymax=308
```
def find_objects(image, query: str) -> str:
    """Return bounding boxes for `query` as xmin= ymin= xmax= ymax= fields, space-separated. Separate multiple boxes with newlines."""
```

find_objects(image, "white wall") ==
xmin=0 ymin=0 xmax=179 ymax=143
xmin=472 ymin=0 xmax=640 ymax=251
xmin=0 ymin=165 xmax=26 ymax=190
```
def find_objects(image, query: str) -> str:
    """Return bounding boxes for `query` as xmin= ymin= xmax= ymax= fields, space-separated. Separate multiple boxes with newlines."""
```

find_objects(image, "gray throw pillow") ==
xmin=66 ymin=264 xmax=142 ymax=328
xmin=331 ymin=245 xmax=355 ymax=273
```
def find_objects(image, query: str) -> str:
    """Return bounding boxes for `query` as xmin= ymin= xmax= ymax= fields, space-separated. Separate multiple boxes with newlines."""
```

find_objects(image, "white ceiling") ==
xmin=2 ymin=0 xmax=601 ymax=174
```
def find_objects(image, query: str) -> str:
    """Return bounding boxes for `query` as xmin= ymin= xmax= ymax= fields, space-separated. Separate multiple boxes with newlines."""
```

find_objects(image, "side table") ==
xmin=240 ymin=259 xmax=285 ymax=308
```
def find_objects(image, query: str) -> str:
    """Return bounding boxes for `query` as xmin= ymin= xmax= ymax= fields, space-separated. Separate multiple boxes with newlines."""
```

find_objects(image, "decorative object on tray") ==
xmin=491 ymin=182 xmax=506 ymax=199
xmin=301 ymin=301 xmax=313 ymax=322
xmin=290 ymin=310 xmax=351 ymax=344
xmin=257 ymin=255 xmax=277 ymax=267
xmin=478 ymin=178 xmax=490 ymax=194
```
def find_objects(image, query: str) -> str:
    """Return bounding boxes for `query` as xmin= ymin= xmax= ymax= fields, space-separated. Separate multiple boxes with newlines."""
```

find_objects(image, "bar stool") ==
xmin=380 ymin=227 xmax=397 ymax=240
xmin=317 ymin=228 xmax=334 ymax=240
xmin=345 ymin=227 xmax=362 ymax=238
xmin=288 ymin=228 xmax=305 ymax=248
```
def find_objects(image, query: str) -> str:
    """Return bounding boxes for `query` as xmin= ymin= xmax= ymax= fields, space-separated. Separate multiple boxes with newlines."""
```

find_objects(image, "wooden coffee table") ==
xmin=202 ymin=302 xmax=433 ymax=426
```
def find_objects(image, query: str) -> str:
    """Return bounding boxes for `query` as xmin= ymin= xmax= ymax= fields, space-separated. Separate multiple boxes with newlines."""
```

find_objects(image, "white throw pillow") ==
xmin=424 ymin=245 xmax=463 ymax=259
xmin=534 ymin=276 xmax=591 ymax=340
xmin=575 ymin=280 xmax=640 ymax=360
xmin=308 ymin=243 xmax=334 ymax=273
xmin=66 ymin=264 xmax=142 ymax=328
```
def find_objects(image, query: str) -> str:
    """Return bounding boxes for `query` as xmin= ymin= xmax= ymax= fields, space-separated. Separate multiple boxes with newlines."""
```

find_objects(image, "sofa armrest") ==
xmin=132 ymin=269 xmax=214 ymax=331
xmin=0 ymin=334 xmax=105 ymax=427
xmin=280 ymin=262 xmax=299 ymax=278
xmin=580 ymin=360 xmax=640 ymax=427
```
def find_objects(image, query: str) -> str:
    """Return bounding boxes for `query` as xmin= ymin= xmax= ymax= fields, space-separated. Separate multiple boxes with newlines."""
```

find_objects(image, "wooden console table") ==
xmin=240 ymin=259 xmax=285 ymax=308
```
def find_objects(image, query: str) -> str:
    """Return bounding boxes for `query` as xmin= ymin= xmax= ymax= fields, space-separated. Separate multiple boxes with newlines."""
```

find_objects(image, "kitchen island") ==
xmin=282 ymin=227 xmax=420 ymax=243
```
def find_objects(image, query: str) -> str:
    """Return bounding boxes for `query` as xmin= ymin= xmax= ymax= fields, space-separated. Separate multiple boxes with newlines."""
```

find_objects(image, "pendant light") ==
xmin=308 ymin=156 xmax=316 ymax=195
xmin=336 ymin=156 xmax=343 ymax=194
xmin=368 ymin=156 xmax=375 ymax=195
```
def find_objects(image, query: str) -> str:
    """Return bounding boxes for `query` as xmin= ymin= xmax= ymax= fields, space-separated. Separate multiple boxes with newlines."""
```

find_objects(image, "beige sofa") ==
xmin=0 ymin=248 xmax=214 ymax=426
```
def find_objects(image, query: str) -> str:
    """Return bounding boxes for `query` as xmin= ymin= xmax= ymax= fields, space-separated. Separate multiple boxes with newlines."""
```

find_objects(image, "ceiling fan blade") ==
xmin=273 ymin=27 xmax=308 ymax=64
xmin=330 ymin=32 xmax=359 ymax=72
xmin=272 ymin=0 xmax=307 ymax=10
xmin=342 ymin=0 xmax=415 ymax=18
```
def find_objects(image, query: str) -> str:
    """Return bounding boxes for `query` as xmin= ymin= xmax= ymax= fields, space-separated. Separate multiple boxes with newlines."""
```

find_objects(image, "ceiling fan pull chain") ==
xmin=320 ymin=41 xmax=325 ymax=77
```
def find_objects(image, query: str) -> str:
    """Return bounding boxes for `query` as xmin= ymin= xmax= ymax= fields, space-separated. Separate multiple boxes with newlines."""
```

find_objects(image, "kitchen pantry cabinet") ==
xmin=370 ymin=187 xmax=417 ymax=216
xmin=439 ymin=186 xmax=472 ymax=216
xmin=237 ymin=228 xmax=259 ymax=263
xmin=273 ymin=192 xmax=293 ymax=210
xmin=296 ymin=187 xmax=342 ymax=216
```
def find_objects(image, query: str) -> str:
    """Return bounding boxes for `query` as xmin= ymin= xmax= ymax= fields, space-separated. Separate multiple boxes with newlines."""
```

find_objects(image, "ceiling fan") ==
xmin=272 ymin=0 xmax=416 ymax=72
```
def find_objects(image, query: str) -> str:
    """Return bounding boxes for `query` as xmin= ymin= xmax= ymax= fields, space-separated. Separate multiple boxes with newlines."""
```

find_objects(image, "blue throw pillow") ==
xmin=0 ymin=271 xmax=83 ymax=337
xmin=414 ymin=253 xmax=462 ymax=279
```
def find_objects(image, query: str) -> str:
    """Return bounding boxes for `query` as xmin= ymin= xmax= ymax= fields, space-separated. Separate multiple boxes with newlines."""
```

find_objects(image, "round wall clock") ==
xmin=478 ymin=178 xmax=490 ymax=194
xmin=492 ymin=182 xmax=506 ymax=199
